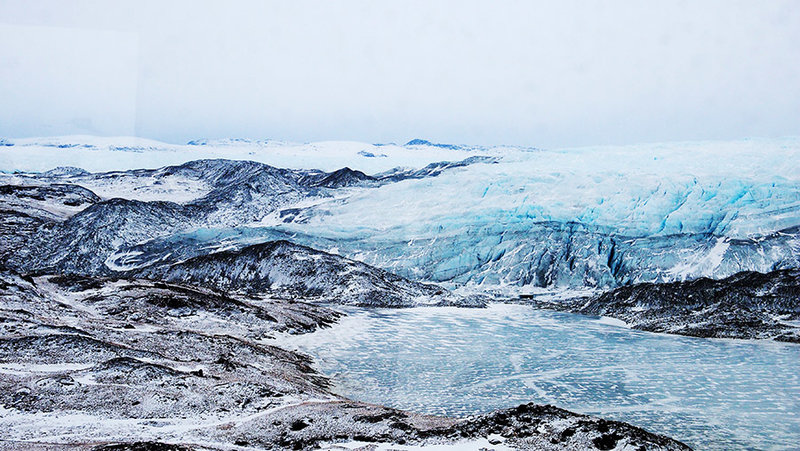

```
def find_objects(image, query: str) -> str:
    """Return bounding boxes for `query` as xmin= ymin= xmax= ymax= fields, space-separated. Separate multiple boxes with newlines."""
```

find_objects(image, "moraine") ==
xmin=279 ymin=303 xmax=800 ymax=450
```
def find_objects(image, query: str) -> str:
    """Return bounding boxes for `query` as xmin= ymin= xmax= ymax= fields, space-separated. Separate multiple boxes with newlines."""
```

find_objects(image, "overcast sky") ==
xmin=0 ymin=0 xmax=798 ymax=148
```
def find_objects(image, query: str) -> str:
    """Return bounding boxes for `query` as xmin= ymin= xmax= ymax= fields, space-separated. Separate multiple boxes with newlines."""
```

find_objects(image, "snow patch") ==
xmin=322 ymin=436 xmax=514 ymax=451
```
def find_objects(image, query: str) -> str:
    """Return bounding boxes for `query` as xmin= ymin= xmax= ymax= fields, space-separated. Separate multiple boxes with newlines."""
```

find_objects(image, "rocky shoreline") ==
xmin=0 ymin=271 xmax=690 ymax=450
xmin=528 ymin=268 xmax=800 ymax=343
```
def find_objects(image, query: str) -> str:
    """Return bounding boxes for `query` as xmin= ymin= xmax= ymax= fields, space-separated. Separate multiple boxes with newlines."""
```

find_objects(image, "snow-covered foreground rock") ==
xmin=0 ymin=271 xmax=690 ymax=450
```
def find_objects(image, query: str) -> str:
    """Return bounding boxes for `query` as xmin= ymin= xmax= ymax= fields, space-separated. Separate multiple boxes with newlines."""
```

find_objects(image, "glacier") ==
xmin=3 ymin=135 xmax=800 ymax=290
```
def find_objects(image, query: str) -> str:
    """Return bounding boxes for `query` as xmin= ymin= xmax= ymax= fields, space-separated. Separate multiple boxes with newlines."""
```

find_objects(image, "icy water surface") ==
xmin=282 ymin=304 xmax=800 ymax=450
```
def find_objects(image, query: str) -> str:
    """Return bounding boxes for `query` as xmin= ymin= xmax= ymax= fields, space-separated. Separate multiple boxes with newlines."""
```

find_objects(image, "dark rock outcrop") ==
xmin=534 ymin=268 xmax=800 ymax=341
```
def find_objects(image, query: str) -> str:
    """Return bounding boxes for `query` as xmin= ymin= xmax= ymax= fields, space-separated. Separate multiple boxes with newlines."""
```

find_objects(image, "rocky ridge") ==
xmin=529 ymin=268 xmax=800 ymax=342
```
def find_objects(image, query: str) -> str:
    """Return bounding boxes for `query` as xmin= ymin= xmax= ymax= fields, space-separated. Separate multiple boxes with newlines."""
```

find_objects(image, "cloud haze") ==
xmin=1 ymin=0 xmax=798 ymax=147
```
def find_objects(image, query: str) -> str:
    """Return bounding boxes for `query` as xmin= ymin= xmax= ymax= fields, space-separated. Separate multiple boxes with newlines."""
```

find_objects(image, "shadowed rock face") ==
xmin=0 ymin=209 xmax=49 ymax=261
xmin=0 ymin=183 xmax=99 ymax=203
xmin=532 ymin=268 xmax=800 ymax=342
xmin=17 ymin=198 xmax=189 ymax=275
xmin=2 ymin=194 xmax=469 ymax=307
xmin=0 ymin=183 xmax=102 ymax=260
xmin=301 ymin=167 xmax=375 ymax=188
xmin=0 ymin=271 xmax=691 ymax=450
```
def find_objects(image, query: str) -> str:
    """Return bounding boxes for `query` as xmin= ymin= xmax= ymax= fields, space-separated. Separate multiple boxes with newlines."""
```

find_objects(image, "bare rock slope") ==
xmin=532 ymin=268 xmax=800 ymax=342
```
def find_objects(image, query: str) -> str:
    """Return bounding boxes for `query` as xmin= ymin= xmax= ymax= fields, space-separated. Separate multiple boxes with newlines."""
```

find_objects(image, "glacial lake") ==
xmin=281 ymin=304 xmax=800 ymax=450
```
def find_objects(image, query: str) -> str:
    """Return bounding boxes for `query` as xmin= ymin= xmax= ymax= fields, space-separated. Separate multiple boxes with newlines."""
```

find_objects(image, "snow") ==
xmin=75 ymin=173 xmax=212 ymax=203
xmin=0 ymin=363 xmax=94 ymax=375
xmin=596 ymin=316 xmax=630 ymax=328
xmin=104 ymin=251 xmax=146 ymax=271
xmin=0 ymin=396 xmax=336 ymax=445
xmin=666 ymin=237 xmax=731 ymax=281
xmin=0 ymin=135 xmax=490 ymax=174
xmin=323 ymin=437 xmax=514 ymax=450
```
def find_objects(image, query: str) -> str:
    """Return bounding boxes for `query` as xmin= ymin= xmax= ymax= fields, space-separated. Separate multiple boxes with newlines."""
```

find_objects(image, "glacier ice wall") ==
xmin=6 ymin=135 xmax=800 ymax=289
xmin=256 ymin=139 xmax=799 ymax=288
xmin=97 ymin=137 xmax=800 ymax=290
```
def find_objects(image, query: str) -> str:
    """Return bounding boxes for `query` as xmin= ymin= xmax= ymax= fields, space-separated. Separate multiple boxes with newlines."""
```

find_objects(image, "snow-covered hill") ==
xmin=130 ymin=240 xmax=471 ymax=307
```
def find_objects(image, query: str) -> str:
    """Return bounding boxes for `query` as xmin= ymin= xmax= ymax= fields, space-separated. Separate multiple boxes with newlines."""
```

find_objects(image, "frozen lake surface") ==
xmin=282 ymin=304 xmax=800 ymax=450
